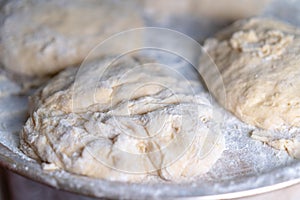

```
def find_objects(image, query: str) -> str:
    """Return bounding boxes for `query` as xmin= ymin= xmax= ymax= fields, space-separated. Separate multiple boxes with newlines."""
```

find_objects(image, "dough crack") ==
xmin=230 ymin=29 xmax=294 ymax=59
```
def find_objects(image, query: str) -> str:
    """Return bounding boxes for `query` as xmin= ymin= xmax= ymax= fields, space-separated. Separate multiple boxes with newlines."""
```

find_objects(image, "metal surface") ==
xmin=1 ymin=142 xmax=300 ymax=199
xmin=1 ymin=0 xmax=300 ymax=199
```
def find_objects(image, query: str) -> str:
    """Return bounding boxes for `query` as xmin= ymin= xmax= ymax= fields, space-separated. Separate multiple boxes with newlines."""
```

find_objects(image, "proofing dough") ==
xmin=201 ymin=18 xmax=300 ymax=130
xmin=251 ymin=129 xmax=300 ymax=159
xmin=0 ymin=0 xmax=142 ymax=76
xmin=20 ymin=55 xmax=224 ymax=182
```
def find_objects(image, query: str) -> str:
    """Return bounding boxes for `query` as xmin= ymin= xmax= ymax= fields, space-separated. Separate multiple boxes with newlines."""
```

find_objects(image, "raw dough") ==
xmin=20 ymin=55 xmax=225 ymax=182
xmin=0 ymin=0 xmax=142 ymax=76
xmin=251 ymin=129 xmax=300 ymax=159
xmin=200 ymin=18 xmax=300 ymax=130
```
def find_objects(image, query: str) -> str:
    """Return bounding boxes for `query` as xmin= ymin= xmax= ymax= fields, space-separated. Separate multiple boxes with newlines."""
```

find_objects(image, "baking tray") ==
xmin=1 ymin=142 xmax=300 ymax=199
xmin=1 ymin=0 xmax=300 ymax=199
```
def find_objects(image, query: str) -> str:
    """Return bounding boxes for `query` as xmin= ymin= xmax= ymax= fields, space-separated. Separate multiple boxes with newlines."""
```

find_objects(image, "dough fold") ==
xmin=21 ymin=56 xmax=225 ymax=182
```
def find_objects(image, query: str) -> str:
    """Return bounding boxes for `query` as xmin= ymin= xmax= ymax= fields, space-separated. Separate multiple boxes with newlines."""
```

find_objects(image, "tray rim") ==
xmin=1 ymin=143 xmax=300 ymax=199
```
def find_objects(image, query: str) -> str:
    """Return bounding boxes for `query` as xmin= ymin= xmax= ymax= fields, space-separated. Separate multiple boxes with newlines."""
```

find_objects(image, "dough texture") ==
xmin=251 ymin=129 xmax=300 ymax=159
xmin=20 ymin=55 xmax=224 ymax=182
xmin=0 ymin=0 xmax=142 ymax=76
xmin=201 ymin=18 xmax=300 ymax=130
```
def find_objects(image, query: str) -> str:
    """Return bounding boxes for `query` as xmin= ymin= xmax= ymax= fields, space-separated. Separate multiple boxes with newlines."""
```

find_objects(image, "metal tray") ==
xmin=1 ymin=0 xmax=300 ymax=199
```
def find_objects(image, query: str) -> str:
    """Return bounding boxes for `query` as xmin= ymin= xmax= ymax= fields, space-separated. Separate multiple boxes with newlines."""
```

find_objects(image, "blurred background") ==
xmin=1 ymin=0 xmax=300 ymax=199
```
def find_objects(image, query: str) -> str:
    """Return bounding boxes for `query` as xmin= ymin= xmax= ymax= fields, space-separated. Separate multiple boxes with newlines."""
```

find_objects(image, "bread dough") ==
xmin=251 ymin=129 xmax=300 ymax=159
xmin=0 ymin=0 xmax=142 ymax=76
xmin=20 ymin=55 xmax=224 ymax=182
xmin=200 ymin=18 xmax=300 ymax=130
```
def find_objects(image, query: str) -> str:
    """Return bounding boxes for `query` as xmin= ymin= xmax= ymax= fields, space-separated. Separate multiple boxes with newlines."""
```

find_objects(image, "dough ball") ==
xmin=0 ymin=0 xmax=143 ymax=77
xmin=200 ymin=18 xmax=300 ymax=130
xmin=20 ymin=55 xmax=224 ymax=182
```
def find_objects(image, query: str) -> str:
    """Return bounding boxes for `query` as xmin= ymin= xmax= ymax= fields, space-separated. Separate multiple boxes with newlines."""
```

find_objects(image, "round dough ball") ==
xmin=0 ymin=0 xmax=142 ymax=76
xmin=200 ymin=18 xmax=300 ymax=130
xmin=20 ymin=55 xmax=224 ymax=182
